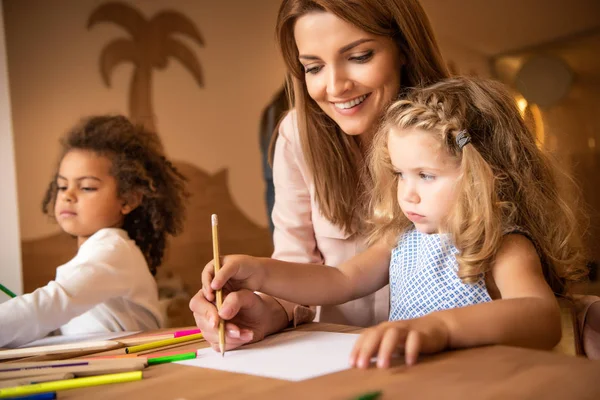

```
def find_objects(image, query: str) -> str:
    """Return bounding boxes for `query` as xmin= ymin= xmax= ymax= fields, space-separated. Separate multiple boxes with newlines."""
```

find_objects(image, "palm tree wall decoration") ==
xmin=88 ymin=2 xmax=204 ymax=132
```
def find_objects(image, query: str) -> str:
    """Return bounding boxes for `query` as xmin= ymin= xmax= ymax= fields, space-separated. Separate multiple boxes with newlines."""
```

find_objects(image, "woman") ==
xmin=190 ymin=0 xmax=449 ymax=351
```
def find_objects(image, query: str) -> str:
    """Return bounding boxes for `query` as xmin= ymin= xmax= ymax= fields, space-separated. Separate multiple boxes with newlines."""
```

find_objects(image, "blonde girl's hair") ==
xmin=274 ymin=0 xmax=449 ymax=233
xmin=367 ymin=76 xmax=587 ymax=294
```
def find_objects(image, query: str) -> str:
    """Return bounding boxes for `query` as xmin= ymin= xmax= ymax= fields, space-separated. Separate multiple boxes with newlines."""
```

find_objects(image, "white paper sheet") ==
xmin=18 ymin=331 xmax=140 ymax=348
xmin=176 ymin=331 xmax=359 ymax=381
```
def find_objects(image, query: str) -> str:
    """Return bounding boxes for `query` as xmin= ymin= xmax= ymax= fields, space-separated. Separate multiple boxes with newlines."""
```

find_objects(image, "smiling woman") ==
xmin=190 ymin=0 xmax=449 ymax=352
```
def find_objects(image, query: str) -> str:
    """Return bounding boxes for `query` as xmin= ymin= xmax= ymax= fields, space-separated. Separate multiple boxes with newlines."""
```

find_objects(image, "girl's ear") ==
xmin=121 ymin=191 xmax=143 ymax=215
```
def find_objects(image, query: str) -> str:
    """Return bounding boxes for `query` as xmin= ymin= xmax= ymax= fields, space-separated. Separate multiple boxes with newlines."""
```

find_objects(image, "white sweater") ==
xmin=0 ymin=228 xmax=164 ymax=348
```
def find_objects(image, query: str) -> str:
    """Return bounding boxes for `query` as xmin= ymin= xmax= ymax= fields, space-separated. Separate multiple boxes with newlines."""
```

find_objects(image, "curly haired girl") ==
xmin=0 ymin=115 xmax=187 ymax=347
xmin=200 ymin=77 xmax=587 ymax=368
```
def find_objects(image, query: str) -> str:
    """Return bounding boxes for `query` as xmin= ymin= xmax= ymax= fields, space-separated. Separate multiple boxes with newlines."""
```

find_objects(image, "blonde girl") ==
xmin=201 ymin=77 xmax=587 ymax=368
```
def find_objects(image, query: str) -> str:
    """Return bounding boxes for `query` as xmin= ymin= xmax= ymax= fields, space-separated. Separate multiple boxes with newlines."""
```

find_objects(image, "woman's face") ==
xmin=294 ymin=11 xmax=403 ymax=138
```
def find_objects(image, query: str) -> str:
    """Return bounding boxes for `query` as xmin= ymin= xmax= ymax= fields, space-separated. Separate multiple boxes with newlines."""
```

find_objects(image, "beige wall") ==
xmin=0 ymin=2 xmax=22 ymax=297
xmin=4 ymin=0 xmax=286 ymax=240
xmin=4 ymin=0 xmax=492 ymax=242
xmin=493 ymin=32 xmax=600 ymax=263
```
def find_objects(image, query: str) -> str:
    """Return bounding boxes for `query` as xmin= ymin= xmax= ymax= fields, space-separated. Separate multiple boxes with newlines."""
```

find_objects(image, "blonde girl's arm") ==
xmin=206 ymin=241 xmax=392 ymax=307
xmin=351 ymin=234 xmax=562 ymax=369
xmin=434 ymin=234 xmax=561 ymax=350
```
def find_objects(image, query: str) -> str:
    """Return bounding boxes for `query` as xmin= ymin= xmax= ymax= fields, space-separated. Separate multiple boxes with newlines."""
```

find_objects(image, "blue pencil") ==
xmin=5 ymin=392 xmax=57 ymax=400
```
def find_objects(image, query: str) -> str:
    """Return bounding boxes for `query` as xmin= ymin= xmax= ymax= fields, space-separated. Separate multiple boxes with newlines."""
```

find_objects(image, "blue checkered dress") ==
xmin=389 ymin=228 xmax=492 ymax=321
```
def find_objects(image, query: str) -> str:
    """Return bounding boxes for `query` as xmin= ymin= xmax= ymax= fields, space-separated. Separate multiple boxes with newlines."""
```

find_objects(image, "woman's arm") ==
xmin=268 ymin=111 xmax=324 ymax=321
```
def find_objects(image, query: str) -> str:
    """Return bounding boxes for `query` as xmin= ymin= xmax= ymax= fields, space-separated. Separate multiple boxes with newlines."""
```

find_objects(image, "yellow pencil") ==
xmin=0 ymin=371 xmax=142 ymax=398
xmin=124 ymin=333 xmax=204 ymax=354
xmin=211 ymin=214 xmax=226 ymax=357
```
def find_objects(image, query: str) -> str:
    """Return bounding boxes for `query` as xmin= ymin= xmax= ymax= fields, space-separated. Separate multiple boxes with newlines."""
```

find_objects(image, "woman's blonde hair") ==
xmin=275 ymin=0 xmax=449 ymax=233
xmin=368 ymin=76 xmax=587 ymax=294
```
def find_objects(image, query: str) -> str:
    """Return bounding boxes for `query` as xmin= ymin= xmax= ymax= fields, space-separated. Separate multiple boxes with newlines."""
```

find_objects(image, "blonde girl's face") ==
xmin=388 ymin=128 xmax=461 ymax=234
xmin=54 ymin=149 xmax=130 ymax=246
xmin=294 ymin=11 xmax=403 ymax=139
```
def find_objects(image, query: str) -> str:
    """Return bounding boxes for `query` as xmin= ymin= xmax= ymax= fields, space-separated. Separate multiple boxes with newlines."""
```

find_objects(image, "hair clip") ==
xmin=456 ymin=130 xmax=471 ymax=149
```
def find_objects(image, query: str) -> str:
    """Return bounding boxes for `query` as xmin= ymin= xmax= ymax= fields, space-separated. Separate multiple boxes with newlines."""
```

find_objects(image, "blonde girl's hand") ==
xmin=350 ymin=315 xmax=450 ymax=369
xmin=201 ymin=255 xmax=266 ymax=302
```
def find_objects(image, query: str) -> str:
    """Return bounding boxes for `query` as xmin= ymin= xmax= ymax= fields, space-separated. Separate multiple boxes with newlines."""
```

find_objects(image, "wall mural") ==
xmin=87 ymin=1 xmax=204 ymax=132
xmin=21 ymin=2 xmax=273 ymax=327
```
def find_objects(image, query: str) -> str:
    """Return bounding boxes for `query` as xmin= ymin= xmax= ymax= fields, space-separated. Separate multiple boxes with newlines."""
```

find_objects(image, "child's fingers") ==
xmin=211 ymin=256 xmax=241 ymax=291
xmin=376 ymin=327 xmax=404 ymax=368
xmin=201 ymin=260 xmax=216 ymax=300
xmin=355 ymin=328 xmax=384 ymax=369
xmin=404 ymin=330 xmax=421 ymax=366
xmin=349 ymin=334 xmax=365 ymax=367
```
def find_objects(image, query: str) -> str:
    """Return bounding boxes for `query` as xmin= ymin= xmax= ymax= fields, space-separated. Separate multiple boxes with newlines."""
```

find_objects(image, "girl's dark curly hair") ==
xmin=42 ymin=115 xmax=188 ymax=275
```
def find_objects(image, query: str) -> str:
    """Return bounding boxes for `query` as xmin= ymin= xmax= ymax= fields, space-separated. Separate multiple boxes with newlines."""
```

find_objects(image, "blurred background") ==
xmin=1 ymin=0 xmax=599 ymax=326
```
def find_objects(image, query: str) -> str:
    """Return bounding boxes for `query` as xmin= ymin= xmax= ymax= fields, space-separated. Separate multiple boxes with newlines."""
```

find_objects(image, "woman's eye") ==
xmin=305 ymin=65 xmax=322 ymax=75
xmin=350 ymin=51 xmax=373 ymax=63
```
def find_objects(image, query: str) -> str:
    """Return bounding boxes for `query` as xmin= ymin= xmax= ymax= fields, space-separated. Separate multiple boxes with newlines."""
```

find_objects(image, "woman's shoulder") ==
xmin=278 ymin=109 xmax=300 ymax=143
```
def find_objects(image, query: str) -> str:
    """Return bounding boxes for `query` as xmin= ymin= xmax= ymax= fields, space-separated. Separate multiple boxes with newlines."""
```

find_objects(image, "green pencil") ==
xmin=354 ymin=390 xmax=382 ymax=400
xmin=0 ymin=283 xmax=17 ymax=298
xmin=147 ymin=351 xmax=197 ymax=365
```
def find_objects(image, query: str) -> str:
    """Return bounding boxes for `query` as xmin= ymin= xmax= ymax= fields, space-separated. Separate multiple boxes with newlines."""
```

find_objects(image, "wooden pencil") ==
xmin=211 ymin=214 xmax=226 ymax=357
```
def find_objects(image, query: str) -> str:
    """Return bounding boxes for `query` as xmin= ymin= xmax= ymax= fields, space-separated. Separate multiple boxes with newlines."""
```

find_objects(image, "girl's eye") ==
xmin=57 ymin=186 xmax=67 ymax=191
xmin=350 ymin=51 xmax=373 ymax=63
xmin=81 ymin=187 xmax=97 ymax=192
xmin=304 ymin=65 xmax=322 ymax=75
xmin=420 ymin=173 xmax=435 ymax=181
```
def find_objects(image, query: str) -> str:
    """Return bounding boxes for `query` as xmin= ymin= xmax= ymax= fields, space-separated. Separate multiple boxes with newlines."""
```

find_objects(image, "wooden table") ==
xmin=59 ymin=323 xmax=600 ymax=399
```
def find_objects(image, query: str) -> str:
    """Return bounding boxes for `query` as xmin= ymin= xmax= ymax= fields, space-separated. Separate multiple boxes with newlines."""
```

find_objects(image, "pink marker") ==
xmin=173 ymin=328 xmax=201 ymax=338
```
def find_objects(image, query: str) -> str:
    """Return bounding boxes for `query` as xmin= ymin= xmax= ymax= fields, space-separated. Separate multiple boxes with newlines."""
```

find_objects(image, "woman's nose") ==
xmin=326 ymin=67 xmax=352 ymax=98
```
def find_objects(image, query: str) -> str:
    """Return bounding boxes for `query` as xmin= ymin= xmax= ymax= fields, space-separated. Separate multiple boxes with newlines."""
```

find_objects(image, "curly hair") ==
xmin=367 ymin=76 xmax=587 ymax=294
xmin=42 ymin=115 xmax=188 ymax=274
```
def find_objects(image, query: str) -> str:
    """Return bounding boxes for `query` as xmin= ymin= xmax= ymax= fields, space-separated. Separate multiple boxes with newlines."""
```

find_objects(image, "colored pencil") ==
xmin=124 ymin=333 xmax=204 ymax=354
xmin=211 ymin=214 xmax=226 ymax=357
xmin=0 ymin=373 xmax=74 ymax=389
xmin=173 ymin=329 xmax=201 ymax=338
xmin=0 ymin=371 xmax=143 ymax=398
xmin=147 ymin=352 xmax=197 ymax=365
xmin=5 ymin=392 xmax=57 ymax=400
xmin=0 ymin=283 xmax=16 ymax=298
xmin=0 ymin=359 xmax=146 ymax=379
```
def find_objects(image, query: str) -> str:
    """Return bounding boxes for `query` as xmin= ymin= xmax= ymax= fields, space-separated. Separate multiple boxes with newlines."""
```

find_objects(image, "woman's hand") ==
xmin=201 ymin=255 xmax=267 ymax=302
xmin=189 ymin=288 xmax=288 ymax=352
xmin=350 ymin=314 xmax=450 ymax=369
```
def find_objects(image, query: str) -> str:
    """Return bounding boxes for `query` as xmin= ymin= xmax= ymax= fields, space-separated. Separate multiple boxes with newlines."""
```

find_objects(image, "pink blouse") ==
xmin=271 ymin=111 xmax=389 ymax=327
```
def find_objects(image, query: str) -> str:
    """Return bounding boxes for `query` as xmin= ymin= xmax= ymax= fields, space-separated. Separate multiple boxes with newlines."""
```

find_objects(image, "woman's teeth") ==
xmin=334 ymin=94 xmax=367 ymax=110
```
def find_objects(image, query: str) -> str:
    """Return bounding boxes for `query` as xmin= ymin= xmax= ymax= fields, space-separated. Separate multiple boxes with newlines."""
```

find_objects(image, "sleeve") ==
xmin=0 ymin=238 xmax=133 ymax=348
xmin=271 ymin=112 xmax=323 ymax=265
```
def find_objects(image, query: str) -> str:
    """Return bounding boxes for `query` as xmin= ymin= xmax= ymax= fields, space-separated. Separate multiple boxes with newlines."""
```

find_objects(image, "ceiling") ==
xmin=420 ymin=0 xmax=600 ymax=56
